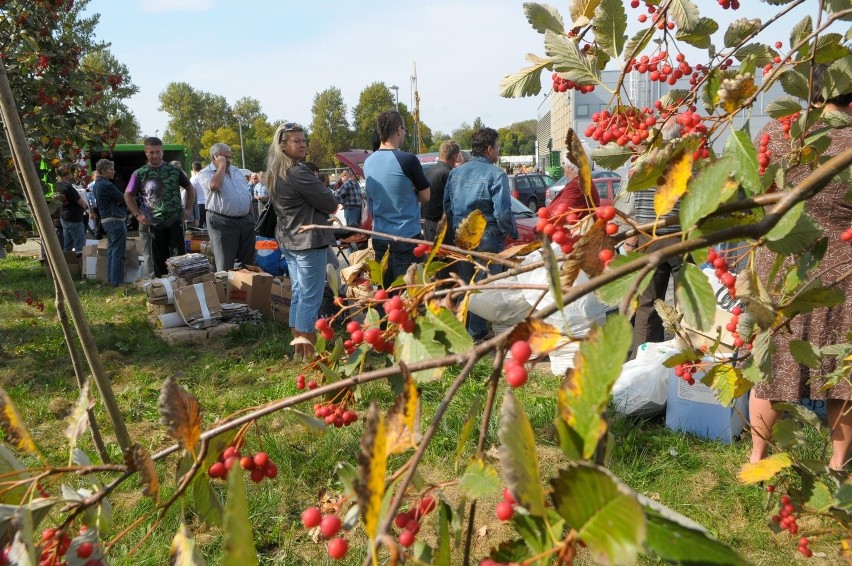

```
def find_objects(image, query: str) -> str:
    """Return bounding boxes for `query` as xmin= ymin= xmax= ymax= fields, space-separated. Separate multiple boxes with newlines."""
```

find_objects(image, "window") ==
xmin=576 ymin=104 xmax=589 ymax=117
xmin=595 ymin=181 xmax=610 ymax=200
xmin=516 ymin=177 xmax=530 ymax=189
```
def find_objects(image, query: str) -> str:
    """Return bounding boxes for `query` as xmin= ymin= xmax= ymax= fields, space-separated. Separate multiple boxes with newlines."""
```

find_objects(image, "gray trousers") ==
xmin=207 ymin=211 xmax=256 ymax=272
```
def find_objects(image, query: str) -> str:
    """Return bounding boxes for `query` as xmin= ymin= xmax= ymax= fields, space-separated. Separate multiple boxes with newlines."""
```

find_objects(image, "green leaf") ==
xmin=834 ymin=483 xmax=852 ymax=511
xmin=789 ymin=340 xmax=821 ymax=369
xmin=723 ymin=130 xmax=761 ymax=196
xmin=824 ymin=0 xmax=852 ymax=20
xmin=800 ymin=33 xmax=848 ymax=64
xmin=668 ymin=0 xmax=700 ymax=32
xmin=594 ymin=0 xmax=627 ymax=59
xmin=169 ymin=522 xmax=207 ymax=566
xmin=221 ymin=470 xmax=258 ymax=566
xmin=734 ymin=43 xmax=774 ymax=66
xmin=0 ymin=446 xmax=30 ymax=504
xmin=287 ymin=408 xmax=326 ymax=435
xmin=765 ymin=211 xmax=823 ymax=255
xmin=546 ymin=30 xmax=601 ymax=85
xmin=779 ymin=68 xmax=810 ymax=100
xmin=624 ymin=28 xmax=654 ymax=61
xmin=394 ymin=324 xmax=447 ymax=383
xmin=680 ymin=157 xmax=737 ymax=228
xmin=557 ymin=315 xmax=633 ymax=459
xmin=595 ymin=252 xmax=652 ymax=308
xmin=512 ymin=511 xmax=565 ymax=561
xmin=524 ymin=2 xmax=565 ymax=35
xmin=335 ymin=462 xmax=358 ymax=497
xmin=724 ymin=18 xmax=761 ymax=48
xmin=675 ymin=17 xmax=718 ymax=49
xmin=191 ymin=471 xmax=225 ymax=528
xmin=425 ymin=307 xmax=473 ymax=354
xmin=499 ymin=390 xmax=546 ymax=516
xmin=591 ymin=144 xmax=632 ymax=170
xmin=644 ymin=505 xmax=748 ymax=565
xmin=751 ymin=330 xmax=775 ymax=382
xmin=433 ymin=501 xmax=452 ymax=566
xmin=700 ymin=365 xmax=752 ymax=407
xmin=540 ymin=238 xmax=564 ymax=311
xmin=772 ymin=418 xmax=808 ymax=450
xmin=702 ymin=68 xmax=722 ymax=113
xmin=675 ymin=263 xmax=717 ymax=332
xmin=766 ymin=202 xmax=803 ymax=243
xmin=765 ymin=97 xmax=803 ymax=119
xmin=458 ymin=458 xmax=501 ymax=500
xmin=551 ymin=463 xmax=645 ymax=564
xmin=823 ymin=55 xmax=852 ymax=101
xmin=781 ymin=283 xmax=844 ymax=318
xmin=499 ymin=54 xmax=550 ymax=99
xmin=801 ymin=476 xmax=834 ymax=512
xmin=772 ymin=401 xmax=822 ymax=429
xmin=454 ymin=394 xmax=482 ymax=472
xmin=734 ymin=268 xmax=776 ymax=330
xmin=790 ymin=15 xmax=813 ymax=48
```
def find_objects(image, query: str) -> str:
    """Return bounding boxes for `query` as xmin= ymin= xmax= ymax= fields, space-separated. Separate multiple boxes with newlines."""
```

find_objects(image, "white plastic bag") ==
xmin=612 ymin=340 xmax=679 ymax=417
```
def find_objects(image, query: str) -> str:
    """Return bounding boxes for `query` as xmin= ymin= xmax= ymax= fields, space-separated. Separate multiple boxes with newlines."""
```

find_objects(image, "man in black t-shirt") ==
xmin=57 ymin=164 xmax=89 ymax=252
xmin=422 ymin=140 xmax=461 ymax=243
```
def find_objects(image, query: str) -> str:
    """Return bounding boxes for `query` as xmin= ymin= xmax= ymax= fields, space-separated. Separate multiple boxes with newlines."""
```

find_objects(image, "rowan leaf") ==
xmin=524 ymin=2 xmax=565 ymax=35
xmin=507 ymin=319 xmax=564 ymax=356
xmin=287 ymin=408 xmax=326 ymax=436
xmin=569 ymin=0 xmax=601 ymax=26
xmin=454 ymin=210 xmax=487 ymax=251
xmin=425 ymin=307 xmax=473 ymax=354
xmin=627 ymin=136 xmax=698 ymax=193
xmin=123 ymin=443 xmax=160 ymax=502
xmin=385 ymin=365 xmax=420 ymax=456
xmin=591 ymin=144 xmax=632 ymax=170
xmin=654 ymin=147 xmax=694 ymax=217
xmin=724 ymin=18 xmax=761 ymax=48
xmin=458 ymin=458 xmax=501 ymax=500
xmin=594 ymin=252 xmax=652 ymax=313
xmin=676 ymin=263 xmax=717 ymax=332
xmin=624 ymin=29 xmax=655 ymax=61
xmin=668 ymin=0 xmax=700 ymax=32
xmin=541 ymin=240 xmax=564 ymax=311
xmin=394 ymin=327 xmax=446 ymax=383
xmin=675 ymin=17 xmax=718 ymax=49
xmin=765 ymin=96 xmax=803 ymax=119
xmin=594 ymin=0 xmax=627 ymax=59
xmin=765 ymin=210 xmax=823 ymax=255
xmin=551 ymin=463 xmax=645 ymax=564
xmin=734 ymin=268 xmax=776 ymax=330
xmin=499 ymin=390 xmax=546 ymax=516
xmin=644 ymin=504 xmax=748 ymax=565
xmin=723 ymin=130 xmax=761 ymax=197
xmin=221 ymin=470 xmax=258 ymax=566
xmin=158 ymin=376 xmax=202 ymax=457
xmin=500 ymin=54 xmax=550 ymax=99
xmin=433 ymin=501 xmax=452 ymax=566
xmin=558 ymin=315 xmax=632 ymax=459
xmin=781 ymin=282 xmax=844 ymax=319
xmin=0 ymin=388 xmax=38 ymax=455
xmin=566 ymin=129 xmax=593 ymax=202
xmin=789 ymin=340 xmax=822 ymax=369
xmin=700 ymin=364 xmax=752 ymax=407
xmin=169 ymin=522 xmax=206 ymax=565
xmin=737 ymin=453 xmax=792 ymax=484
xmin=357 ymin=402 xmax=388 ymax=540
xmin=0 ymin=445 xmax=30 ymax=504
xmin=680 ymin=157 xmax=738 ymax=229
xmin=454 ymin=394 xmax=482 ymax=472
xmin=64 ymin=378 xmax=92 ymax=453
xmin=546 ymin=31 xmax=601 ymax=85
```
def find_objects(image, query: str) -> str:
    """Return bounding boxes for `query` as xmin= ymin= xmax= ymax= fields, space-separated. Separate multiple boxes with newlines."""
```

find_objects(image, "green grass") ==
xmin=0 ymin=254 xmax=845 ymax=565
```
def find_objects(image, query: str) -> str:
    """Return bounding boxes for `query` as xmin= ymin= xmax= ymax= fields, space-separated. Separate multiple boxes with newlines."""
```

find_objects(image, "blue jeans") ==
xmin=102 ymin=220 xmax=127 ymax=285
xmin=456 ymin=229 xmax=505 ymax=340
xmin=372 ymin=237 xmax=422 ymax=289
xmin=343 ymin=207 xmax=361 ymax=228
xmin=280 ymin=246 xmax=328 ymax=333
xmin=60 ymin=219 xmax=85 ymax=252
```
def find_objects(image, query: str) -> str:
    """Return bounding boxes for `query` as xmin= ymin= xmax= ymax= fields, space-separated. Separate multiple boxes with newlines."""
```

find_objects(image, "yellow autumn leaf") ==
xmin=357 ymin=402 xmax=388 ymax=541
xmin=507 ymin=319 xmax=564 ymax=356
xmin=157 ymin=376 xmax=202 ymax=457
xmin=385 ymin=364 xmax=421 ymax=456
xmin=455 ymin=210 xmax=487 ymax=251
xmin=737 ymin=452 xmax=792 ymax=484
xmin=566 ymin=129 xmax=593 ymax=203
xmin=569 ymin=0 xmax=601 ymax=26
xmin=654 ymin=148 xmax=693 ymax=217
xmin=497 ymin=240 xmax=542 ymax=259
xmin=169 ymin=522 xmax=206 ymax=565
xmin=700 ymin=364 xmax=752 ymax=407
xmin=0 ymin=387 xmax=39 ymax=455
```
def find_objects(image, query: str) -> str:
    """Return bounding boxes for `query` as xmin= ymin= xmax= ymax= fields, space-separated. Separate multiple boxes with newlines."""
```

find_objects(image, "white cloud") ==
xmin=137 ymin=0 xmax=213 ymax=14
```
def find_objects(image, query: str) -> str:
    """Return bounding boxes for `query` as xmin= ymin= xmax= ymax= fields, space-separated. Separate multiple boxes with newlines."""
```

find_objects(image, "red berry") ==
xmin=308 ymin=380 xmax=318 ymax=390
xmin=503 ymin=488 xmax=516 ymax=505
xmin=401 ymin=319 xmax=415 ymax=333
xmin=765 ymin=484 xmax=775 ymax=492
xmin=510 ymin=341 xmax=532 ymax=364
xmin=605 ymin=222 xmax=618 ymax=235
xmin=327 ymin=537 xmax=349 ymax=560
xmin=404 ymin=519 xmax=421 ymax=535
xmin=250 ymin=467 xmax=266 ymax=483
xmin=374 ymin=289 xmax=388 ymax=301
xmin=598 ymin=249 xmax=614 ymax=262
xmin=265 ymin=462 xmax=278 ymax=478
xmin=780 ymin=495 xmax=791 ymax=505
xmin=320 ymin=514 xmax=342 ymax=538
xmin=322 ymin=327 xmax=335 ymax=341
xmin=394 ymin=511 xmax=412 ymax=529
xmin=76 ymin=541 xmax=94 ymax=559
xmin=775 ymin=41 xmax=782 ymax=48
xmin=505 ymin=365 xmax=528 ymax=388
xmin=388 ymin=309 xmax=405 ymax=324
xmin=253 ymin=452 xmax=269 ymax=468
xmin=597 ymin=205 xmax=616 ymax=221
xmin=495 ymin=500 xmax=515 ymax=521
xmin=315 ymin=318 xmax=329 ymax=331
xmin=302 ymin=507 xmax=322 ymax=528
xmin=239 ymin=456 xmax=255 ymax=470
xmin=398 ymin=529 xmax=415 ymax=547
xmin=346 ymin=321 xmax=360 ymax=334
xmin=419 ymin=496 xmax=436 ymax=516
xmin=799 ymin=537 xmax=809 ymax=546
xmin=364 ymin=327 xmax=380 ymax=344
xmin=222 ymin=446 xmax=239 ymax=460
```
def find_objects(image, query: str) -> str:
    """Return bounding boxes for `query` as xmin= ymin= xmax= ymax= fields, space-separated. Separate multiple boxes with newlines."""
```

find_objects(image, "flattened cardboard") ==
xmin=174 ymin=280 xmax=222 ymax=329
xmin=146 ymin=302 xmax=177 ymax=316
xmin=155 ymin=322 xmax=238 ymax=345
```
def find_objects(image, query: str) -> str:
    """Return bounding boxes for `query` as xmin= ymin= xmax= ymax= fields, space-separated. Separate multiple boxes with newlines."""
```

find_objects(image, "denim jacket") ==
xmin=444 ymin=156 xmax=518 ymax=241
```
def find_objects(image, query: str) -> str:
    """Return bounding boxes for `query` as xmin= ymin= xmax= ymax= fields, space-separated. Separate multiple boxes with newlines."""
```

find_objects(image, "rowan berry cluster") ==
xmin=495 ymin=488 xmax=517 ymax=521
xmin=392 ymin=496 xmax=436 ymax=548
xmin=630 ymin=2 xmax=676 ymax=30
xmin=626 ymin=51 xmax=692 ymax=86
xmin=295 ymin=374 xmax=317 ymax=390
xmin=718 ymin=0 xmax=741 ymax=9
xmin=314 ymin=317 xmax=335 ymax=341
xmin=551 ymin=72 xmax=595 ymax=94
xmin=383 ymin=295 xmax=416 ymax=334
xmin=38 ymin=528 xmax=70 ymax=566
xmin=208 ymin=446 xmax=278 ymax=483
xmin=768 ymin=491 xmax=811 ymax=556
xmin=674 ymin=359 xmax=701 ymax=385
xmin=585 ymin=107 xmax=657 ymax=147
xmin=778 ymin=112 xmax=799 ymax=140
xmin=505 ymin=341 xmax=531 ymax=388
xmin=535 ymin=205 xmax=580 ymax=254
xmin=301 ymin=507 xmax=349 ymax=560
xmin=757 ymin=133 xmax=773 ymax=175
xmin=313 ymin=401 xmax=359 ymax=428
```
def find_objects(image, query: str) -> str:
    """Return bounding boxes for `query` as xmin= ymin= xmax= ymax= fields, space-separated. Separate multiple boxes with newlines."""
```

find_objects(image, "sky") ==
xmin=81 ymin=0 xmax=842 ymax=140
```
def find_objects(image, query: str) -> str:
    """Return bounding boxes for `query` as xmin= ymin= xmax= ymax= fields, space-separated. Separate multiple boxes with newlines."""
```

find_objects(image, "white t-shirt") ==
xmin=190 ymin=172 xmax=205 ymax=205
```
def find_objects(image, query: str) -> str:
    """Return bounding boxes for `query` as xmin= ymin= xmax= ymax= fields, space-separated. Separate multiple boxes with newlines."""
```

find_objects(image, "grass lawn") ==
xmin=0 ymin=251 xmax=844 ymax=565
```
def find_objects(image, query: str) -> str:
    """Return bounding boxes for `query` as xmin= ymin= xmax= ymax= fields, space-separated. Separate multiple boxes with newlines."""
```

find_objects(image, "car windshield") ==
xmin=511 ymin=196 xmax=536 ymax=217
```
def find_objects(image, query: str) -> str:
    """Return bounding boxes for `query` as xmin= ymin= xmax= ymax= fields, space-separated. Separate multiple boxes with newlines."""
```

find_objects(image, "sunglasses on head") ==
xmin=279 ymin=122 xmax=303 ymax=142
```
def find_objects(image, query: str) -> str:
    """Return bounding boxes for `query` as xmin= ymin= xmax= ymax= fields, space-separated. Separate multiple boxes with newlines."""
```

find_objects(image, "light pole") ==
xmin=154 ymin=129 xmax=159 ymax=138
xmin=235 ymin=115 xmax=246 ymax=168
xmin=390 ymin=85 xmax=399 ymax=110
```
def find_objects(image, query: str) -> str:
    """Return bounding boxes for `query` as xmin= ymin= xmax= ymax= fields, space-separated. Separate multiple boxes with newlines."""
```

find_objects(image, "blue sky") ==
xmin=83 ymin=1 xmax=840 ymax=139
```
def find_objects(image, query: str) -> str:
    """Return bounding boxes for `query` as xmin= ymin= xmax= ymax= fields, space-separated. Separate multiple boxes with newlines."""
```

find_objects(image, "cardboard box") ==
xmin=83 ymin=240 xmax=140 ymax=283
xmin=271 ymin=277 xmax=292 ymax=306
xmin=665 ymin=362 xmax=749 ymax=443
xmin=147 ymin=302 xmax=176 ymax=316
xmin=271 ymin=302 xmax=290 ymax=325
xmin=155 ymin=322 xmax=238 ymax=345
xmin=63 ymin=251 xmax=81 ymax=278
xmin=228 ymin=266 xmax=273 ymax=319
xmin=175 ymin=281 xmax=222 ymax=329
xmin=184 ymin=272 xmax=214 ymax=286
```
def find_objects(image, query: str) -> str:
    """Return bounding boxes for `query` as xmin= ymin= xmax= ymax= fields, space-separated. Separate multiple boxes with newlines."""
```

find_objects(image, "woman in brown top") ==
xmin=266 ymin=123 xmax=339 ymax=360
xmin=748 ymin=73 xmax=852 ymax=471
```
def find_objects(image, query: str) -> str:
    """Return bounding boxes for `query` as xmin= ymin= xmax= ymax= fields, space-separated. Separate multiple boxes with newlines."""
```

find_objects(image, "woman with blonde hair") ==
xmin=266 ymin=123 xmax=339 ymax=359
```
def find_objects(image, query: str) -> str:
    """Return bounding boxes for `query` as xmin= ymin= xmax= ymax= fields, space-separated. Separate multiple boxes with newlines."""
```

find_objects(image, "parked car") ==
xmin=507 ymin=173 xmax=556 ymax=211
xmin=507 ymin=195 xmax=538 ymax=246
xmin=545 ymin=170 xmax=622 ymax=207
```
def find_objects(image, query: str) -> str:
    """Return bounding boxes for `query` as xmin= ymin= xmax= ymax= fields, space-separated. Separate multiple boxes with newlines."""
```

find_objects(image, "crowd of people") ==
xmin=54 ymin=88 xmax=851 ymax=471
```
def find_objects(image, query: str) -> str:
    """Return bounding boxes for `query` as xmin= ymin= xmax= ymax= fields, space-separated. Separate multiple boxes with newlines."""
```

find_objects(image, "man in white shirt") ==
xmin=196 ymin=143 xmax=255 ymax=271
xmin=190 ymin=161 xmax=205 ymax=228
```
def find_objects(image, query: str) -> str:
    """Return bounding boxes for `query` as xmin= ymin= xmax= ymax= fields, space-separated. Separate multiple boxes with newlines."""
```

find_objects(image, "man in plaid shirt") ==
xmin=335 ymin=169 xmax=362 ymax=227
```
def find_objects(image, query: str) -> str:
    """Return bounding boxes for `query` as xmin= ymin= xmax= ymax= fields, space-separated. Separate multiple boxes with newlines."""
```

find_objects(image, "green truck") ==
xmin=85 ymin=143 xmax=191 ymax=187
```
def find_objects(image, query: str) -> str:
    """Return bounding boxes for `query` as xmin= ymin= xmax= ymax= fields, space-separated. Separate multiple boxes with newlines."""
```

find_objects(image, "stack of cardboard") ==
xmin=82 ymin=238 xmax=141 ymax=283
xmin=270 ymin=277 xmax=292 ymax=323
xmin=228 ymin=266 xmax=273 ymax=319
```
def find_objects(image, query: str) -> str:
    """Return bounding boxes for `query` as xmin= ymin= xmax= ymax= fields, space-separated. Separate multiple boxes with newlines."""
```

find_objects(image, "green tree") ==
xmin=498 ymin=120 xmax=536 ymax=156
xmin=80 ymin=49 xmax=140 ymax=143
xmin=199 ymin=127 xmax=241 ymax=164
xmin=158 ymin=82 xmax=232 ymax=160
xmin=351 ymin=82 xmax=395 ymax=149
xmin=307 ymin=87 xmax=351 ymax=168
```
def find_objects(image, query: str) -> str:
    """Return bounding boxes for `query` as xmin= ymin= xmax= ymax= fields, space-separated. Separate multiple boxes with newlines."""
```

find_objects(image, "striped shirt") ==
xmin=633 ymin=188 xmax=681 ymax=235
